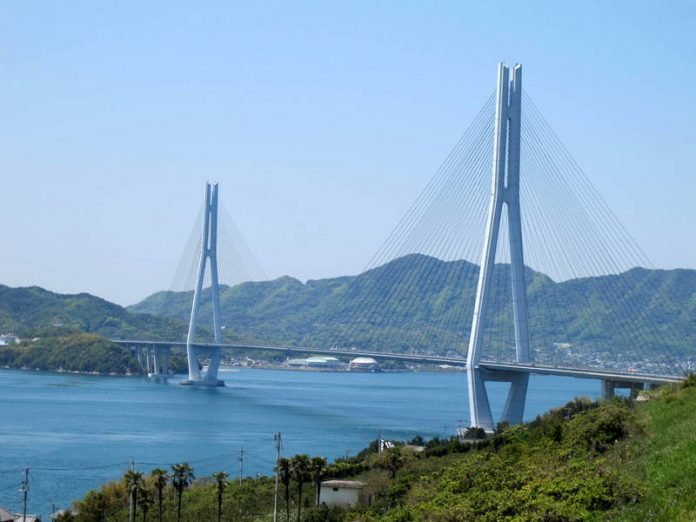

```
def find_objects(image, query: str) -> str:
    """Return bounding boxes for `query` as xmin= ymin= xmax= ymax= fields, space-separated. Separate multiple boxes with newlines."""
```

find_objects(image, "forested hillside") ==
xmin=130 ymin=254 xmax=696 ymax=363
xmin=0 ymin=331 xmax=141 ymax=374
xmin=0 ymin=285 xmax=187 ymax=340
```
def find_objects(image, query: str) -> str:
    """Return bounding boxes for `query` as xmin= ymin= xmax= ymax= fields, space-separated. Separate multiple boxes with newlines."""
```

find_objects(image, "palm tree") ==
xmin=309 ymin=457 xmax=328 ymax=506
xmin=124 ymin=470 xmax=144 ymax=522
xmin=277 ymin=457 xmax=291 ymax=522
xmin=171 ymin=463 xmax=195 ymax=522
xmin=138 ymin=488 xmax=154 ymax=522
xmin=150 ymin=468 xmax=169 ymax=522
xmin=289 ymin=455 xmax=310 ymax=522
xmin=212 ymin=471 xmax=229 ymax=522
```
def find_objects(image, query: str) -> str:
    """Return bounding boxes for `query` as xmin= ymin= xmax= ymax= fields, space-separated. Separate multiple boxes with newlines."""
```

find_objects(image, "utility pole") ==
xmin=21 ymin=468 xmax=28 ymax=522
xmin=273 ymin=432 xmax=282 ymax=522
xmin=378 ymin=429 xmax=383 ymax=454
xmin=239 ymin=446 xmax=244 ymax=486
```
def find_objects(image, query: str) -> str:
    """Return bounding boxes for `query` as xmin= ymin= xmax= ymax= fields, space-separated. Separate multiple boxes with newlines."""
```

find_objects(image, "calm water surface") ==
xmin=0 ymin=368 xmax=600 ymax=517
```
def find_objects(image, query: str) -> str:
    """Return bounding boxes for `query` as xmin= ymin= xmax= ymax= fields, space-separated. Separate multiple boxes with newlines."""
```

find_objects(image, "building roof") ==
xmin=321 ymin=480 xmax=365 ymax=489
xmin=349 ymin=357 xmax=378 ymax=365
xmin=0 ymin=507 xmax=13 ymax=522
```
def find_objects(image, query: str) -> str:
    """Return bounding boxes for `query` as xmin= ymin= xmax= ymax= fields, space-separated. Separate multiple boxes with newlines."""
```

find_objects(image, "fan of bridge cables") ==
xmin=170 ymin=200 xmax=267 ymax=293
xmin=310 ymin=92 xmax=688 ymax=377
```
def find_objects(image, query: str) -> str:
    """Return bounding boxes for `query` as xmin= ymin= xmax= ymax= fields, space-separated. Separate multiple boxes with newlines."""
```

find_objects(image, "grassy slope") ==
xmin=380 ymin=385 xmax=696 ymax=521
xmin=616 ymin=385 xmax=696 ymax=521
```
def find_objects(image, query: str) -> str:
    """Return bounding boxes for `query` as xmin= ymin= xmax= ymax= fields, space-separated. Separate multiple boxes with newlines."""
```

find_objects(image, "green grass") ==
xmin=617 ymin=385 xmax=696 ymax=521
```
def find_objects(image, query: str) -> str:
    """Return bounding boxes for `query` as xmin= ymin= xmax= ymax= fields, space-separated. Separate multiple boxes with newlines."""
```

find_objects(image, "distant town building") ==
xmin=320 ymin=480 xmax=367 ymax=507
xmin=348 ymin=357 xmax=381 ymax=372
xmin=285 ymin=356 xmax=344 ymax=370
xmin=0 ymin=334 xmax=20 ymax=346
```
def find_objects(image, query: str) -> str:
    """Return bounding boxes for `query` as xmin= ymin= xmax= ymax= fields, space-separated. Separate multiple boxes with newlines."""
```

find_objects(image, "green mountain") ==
xmin=0 ymin=285 xmax=187 ymax=341
xmin=128 ymin=254 xmax=696 ymax=367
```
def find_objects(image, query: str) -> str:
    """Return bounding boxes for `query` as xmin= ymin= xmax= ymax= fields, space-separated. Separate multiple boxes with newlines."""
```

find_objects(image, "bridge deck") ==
xmin=114 ymin=339 xmax=683 ymax=385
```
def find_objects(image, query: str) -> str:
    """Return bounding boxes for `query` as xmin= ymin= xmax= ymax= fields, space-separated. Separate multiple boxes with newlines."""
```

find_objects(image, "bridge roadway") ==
xmin=112 ymin=339 xmax=682 ymax=385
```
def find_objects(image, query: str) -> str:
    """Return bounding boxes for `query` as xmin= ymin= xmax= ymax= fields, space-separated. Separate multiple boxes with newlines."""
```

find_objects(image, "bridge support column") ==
xmin=602 ymin=380 xmax=644 ymax=400
xmin=183 ymin=182 xmax=224 ymax=387
xmin=145 ymin=347 xmax=152 ymax=374
xmin=470 ymin=368 xmax=530 ymax=432
xmin=467 ymin=63 xmax=530 ymax=430
xmin=133 ymin=345 xmax=146 ymax=373
xmin=150 ymin=346 xmax=170 ymax=377
xmin=501 ymin=373 xmax=529 ymax=425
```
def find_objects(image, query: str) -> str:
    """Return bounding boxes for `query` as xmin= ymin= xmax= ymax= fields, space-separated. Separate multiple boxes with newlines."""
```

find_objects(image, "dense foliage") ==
xmin=130 ymin=254 xmax=696 ymax=359
xmin=65 ymin=385 xmax=696 ymax=521
xmin=0 ymin=331 xmax=142 ymax=374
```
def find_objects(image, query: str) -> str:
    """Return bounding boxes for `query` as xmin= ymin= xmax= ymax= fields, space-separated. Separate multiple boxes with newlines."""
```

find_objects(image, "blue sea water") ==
xmin=0 ymin=368 xmax=600 ymax=518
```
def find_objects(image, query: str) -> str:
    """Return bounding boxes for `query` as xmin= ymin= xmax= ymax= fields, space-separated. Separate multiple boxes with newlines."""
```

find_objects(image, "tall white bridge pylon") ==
xmin=467 ymin=63 xmax=530 ymax=431
xmin=182 ymin=181 xmax=225 ymax=386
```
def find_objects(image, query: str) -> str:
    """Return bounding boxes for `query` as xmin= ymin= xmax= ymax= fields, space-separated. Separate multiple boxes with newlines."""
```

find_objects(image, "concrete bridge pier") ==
xmin=601 ymin=379 xmax=645 ymax=400
xmin=469 ymin=367 xmax=529 ymax=432
xmin=132 ymin=344 xmax=146 ymax=371
xmin=131 ymin=344 xmax=170 ymax=378
xmin=151 ymin=346 xmax=170 ymax=376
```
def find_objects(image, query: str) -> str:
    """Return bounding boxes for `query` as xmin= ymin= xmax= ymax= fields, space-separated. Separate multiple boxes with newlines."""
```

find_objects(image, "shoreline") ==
xmin=0 ymin=361 xmax=466 ymax=379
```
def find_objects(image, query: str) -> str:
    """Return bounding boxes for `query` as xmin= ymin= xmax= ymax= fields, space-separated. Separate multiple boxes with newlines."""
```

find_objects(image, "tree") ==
xmin=377 ymin=447 xmax=404 ymax=479
xmin=277 ymin=457 xmax=291 ymax=522
xmin=289 ymin=455 xmax=310 ymax=522
xmin=309 ymin=457 xmax=328 ymax=506
xmin=212 ymin=471 xmax=229 ymax=522
xmin=137 ymin=488 xmax=154 ymax=522
xmin=124 ymin=470 xmax=144 ymax=522
xmin=55 ymin=511 xmax=77 ymax=522
xmin=77 ymin=490 xmax=107 ymax=522
xmin=171 ymin=463 xmax=195 ymax=522
xmin=150 ymin=468 xmax=169 ymax=522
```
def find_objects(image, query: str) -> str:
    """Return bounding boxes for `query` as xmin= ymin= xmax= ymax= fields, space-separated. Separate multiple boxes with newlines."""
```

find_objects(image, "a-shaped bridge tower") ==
xmin=182 ymin=182 xmax=225 ymax=386
xmin=467 ymin=63 xmax=530 ymax=431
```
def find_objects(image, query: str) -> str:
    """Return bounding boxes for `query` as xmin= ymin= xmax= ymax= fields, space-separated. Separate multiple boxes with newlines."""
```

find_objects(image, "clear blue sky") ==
xmin=1 ymin=1 xmax=694 ymax=305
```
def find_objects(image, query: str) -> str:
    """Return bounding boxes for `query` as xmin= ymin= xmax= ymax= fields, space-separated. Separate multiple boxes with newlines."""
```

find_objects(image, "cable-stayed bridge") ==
xmin=120 ymin=63 xmax=689 ymax=431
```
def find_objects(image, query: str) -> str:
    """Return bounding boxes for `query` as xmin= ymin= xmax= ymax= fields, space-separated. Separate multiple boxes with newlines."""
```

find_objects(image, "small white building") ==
xmin=0 ymin=334 xmax=20 ymax=346
xmin=0 ymin=507 xmax=13 ymax=522
xmin=0 ymin=506 xmax=41 ymax=522
xmin=320 ymin=480 xmax=367 ymax=507
xmin=348 ymin=357 xmax=381 ymax=372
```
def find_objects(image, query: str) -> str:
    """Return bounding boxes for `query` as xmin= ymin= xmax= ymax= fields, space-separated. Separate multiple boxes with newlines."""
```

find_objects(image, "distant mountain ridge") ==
xmin=128 ymin=255 xmax=696 ymax=362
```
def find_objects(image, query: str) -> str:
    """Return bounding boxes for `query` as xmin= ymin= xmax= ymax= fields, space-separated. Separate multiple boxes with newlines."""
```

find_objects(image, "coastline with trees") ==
xmin=51 ymin=378 xmax=696 ymax=521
